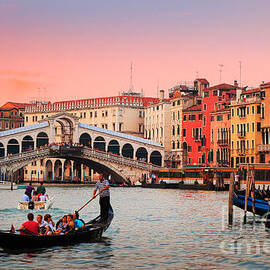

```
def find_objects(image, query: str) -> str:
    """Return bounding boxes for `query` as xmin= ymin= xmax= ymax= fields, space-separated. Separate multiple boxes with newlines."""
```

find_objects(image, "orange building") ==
xmin=209 ymin=108 xmax=231 ymax=167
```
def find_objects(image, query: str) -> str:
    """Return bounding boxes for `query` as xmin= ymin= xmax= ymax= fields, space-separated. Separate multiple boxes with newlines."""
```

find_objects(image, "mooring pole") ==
xmin=10 ymin=172 xmax=13 ymax=191
xmin=228 ymin=171 xmax=235 ymax=225
xmin=251 ymin=167 xmax=255 ymax=222
xmin=244 ymin=164 xmax=250 ymax=224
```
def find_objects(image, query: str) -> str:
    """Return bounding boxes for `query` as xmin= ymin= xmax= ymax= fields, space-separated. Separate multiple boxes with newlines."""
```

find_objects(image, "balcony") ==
xmin=217 ymin=140 xmax=230 ymax=146
xmin=194 ymin=136 xmax=202 ymax=142
xmin=258 ymin=144 xmax=270 ymax=152
xmin=237 ymin=149 xmax=247 ymax=156
xmin=237 ymin=132 xmax=246 ymax=138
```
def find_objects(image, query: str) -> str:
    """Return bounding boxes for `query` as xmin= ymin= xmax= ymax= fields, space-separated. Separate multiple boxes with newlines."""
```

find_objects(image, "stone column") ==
xmin=81 ymin=163 xmax=84 ymax=181
xmin=62 ymin=162 xmax=64 ymax=181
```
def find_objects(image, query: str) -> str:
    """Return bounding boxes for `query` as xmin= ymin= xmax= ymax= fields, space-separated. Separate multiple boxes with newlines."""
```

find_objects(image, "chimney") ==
xmin=234 ymin=80 xmax=238 ymax=87
xmin=160 ymin=89 xmax=165 ymax=100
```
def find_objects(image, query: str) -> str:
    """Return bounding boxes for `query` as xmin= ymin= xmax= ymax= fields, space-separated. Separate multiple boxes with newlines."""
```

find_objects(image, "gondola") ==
xmin=0 ymin=206 xmax=114 ymax=251
xmin=233 ymin=194 xmax=270 ymax=216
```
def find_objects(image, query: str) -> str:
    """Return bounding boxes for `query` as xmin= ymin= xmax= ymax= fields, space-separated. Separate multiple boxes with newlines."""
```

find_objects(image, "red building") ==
xmin=202 ymin=83 xmax=237 ymax=164
xmin=0 ymin=102 xmax=28 ymax=131
xmin=182 ymin=104 xmax=203 ymax=166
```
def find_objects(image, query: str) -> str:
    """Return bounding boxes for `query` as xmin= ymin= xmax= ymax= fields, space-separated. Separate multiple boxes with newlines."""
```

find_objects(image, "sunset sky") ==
xmin=0 ymin=0 xmax=269 ymax=105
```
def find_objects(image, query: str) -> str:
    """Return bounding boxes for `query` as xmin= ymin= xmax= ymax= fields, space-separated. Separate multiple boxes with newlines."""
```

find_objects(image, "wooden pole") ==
xmin=251 ymin=166 xmax=255 ymax=222
xmin=244 ymin=164 xmax=250 ymax=224
xmin=228 ymin=171 xmax=235 ymax=225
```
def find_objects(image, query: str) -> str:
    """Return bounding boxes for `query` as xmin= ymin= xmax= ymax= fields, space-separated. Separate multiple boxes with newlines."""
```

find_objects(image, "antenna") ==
xmin=129 ymin=62 xmax=134 ymax=92
xmin=218 ymin=64 xmax=224 ymax=83
xmin=239 ymin=61 xmax=242 ymax=87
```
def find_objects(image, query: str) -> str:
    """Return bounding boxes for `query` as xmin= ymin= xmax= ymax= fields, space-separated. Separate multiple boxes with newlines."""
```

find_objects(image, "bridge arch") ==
xmin=79 ymin=133 xmax=91 ymax=147
xmin=45 ymin=160 xmax=53 ymax=180
xmin=94 ymin=136 xmax=106 ymax=152
xmin=136 ymin=147 xmax=148 ymax=162
xmin=54 ymin=159 xmax=62 ymax=180
xmin=64 ymin=160 xmax=72 ymax=180
xmin=150 ymin=150 xmax=162 ymax=166
xmin=108 ymin=140 xmax=120 ymax=155
xmin=122 ymin=143 xmax=134 ymax=159
xmin=36 ymin=132 xmax=49 ymax=148
xmin=7 ymin=139 xmax=19 ymax=155
xmin=22 ymin=135 xmax=34 ymax=152
xmin=0 ymin=142 xmax=5 ymax=157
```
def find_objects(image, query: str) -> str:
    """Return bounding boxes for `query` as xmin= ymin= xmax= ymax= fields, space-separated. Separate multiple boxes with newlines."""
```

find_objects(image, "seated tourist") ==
xmin=21 ymin=191 xmax=30 ymax=202
xmin=36 ymin=214 xmax=46 ymax=235
xmin=32 ymin=191 xmax=39 ymax=202
xmin=55 ymin=215 xmax=68 ymax=235
xmin=41 ymin=214 xmax=55 ymax=235
xmin=65 ymin=214 xmax=75 ymax=234
xmin=19 ymin=213 xmax=40 ymax=235
xmin=39 ymin=191 xmax=47 ymax=202
xmin=72 ymin=212 xmax=85 ymax=230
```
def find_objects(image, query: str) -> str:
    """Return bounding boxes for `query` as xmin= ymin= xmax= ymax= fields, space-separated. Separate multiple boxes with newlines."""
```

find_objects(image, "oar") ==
xmin=76 ymin=191 xmax=101 ymax=213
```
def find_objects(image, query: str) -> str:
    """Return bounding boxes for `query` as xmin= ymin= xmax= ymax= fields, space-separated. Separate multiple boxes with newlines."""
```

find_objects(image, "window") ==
xmin=247 ymin=123 xmax=249 ymax=132
xmin=211 ymin=129 xmax=214 ymax=142
xmin=199 ymin=114 xmax=202 ymax=120
xmin=183 ymin=129 xmax=186 ymax=137
xmin=139 ymin=111 xmax=143 ymax=118
xmin=173 ymin=112 xmax=175 ymax=120
xmin=247 ymin=107 xmax=249 ymax=115
xmin=252 ymin=122 xmax=255 ymax=132
xmin=252 ymin=106 xmax=254 ymax=114
xmin=172 ymin=126 xmax=175 ymax=136
xmin=90 ymin=112 xmax=93 ymax=117
xmin=227 ymin=114 xmax=230 ymax=120
xmin=257 ymin=105 xmax=261 ymax=114
xmin=204 ymin=91 xmax=209 ymax=97
xmin=95 ymin=111 xmax=97 ymax=117
xmin=252 ymin=140 xmax=254 ymax=149
xmin=203 ymin=116 xmax=206 ymax=126
xmin=177 ymin=100 xmax=180 ymax=105
xmin=26 ymin=116 xmax=28 ymax=122
xmin=213 ymin=90 xmax=218 ymax=96
xmin=203 ymin=104 xmax=207 ymax=110
xmin=119 ymin=123 xmax=122 ymax=131
xmin=188 ymin=146 xmax=192 ymax=152
xmin=198 ymin=146 xmax=202 ymax=152
xmin=183 ymin=115 xmax=187 ymax=121
xmin=217 ymin=115 xmax=223 ymax=121
xmin=262 ymin=105 xmax=265 ymax=119
xmin=251 ymin=157 xmax=254 ymax=163
xmin=257 ymin=122 xmax=261 ymax=131
xmin=232 ymin=125 xmax=234 ymax=134
xmin=231 ymin=109 xmax=234 ymax=117
xmin=211 ymin=116 xmax=214 ymax=122
xmin=188 ymin=115 xmax=196 ymax=121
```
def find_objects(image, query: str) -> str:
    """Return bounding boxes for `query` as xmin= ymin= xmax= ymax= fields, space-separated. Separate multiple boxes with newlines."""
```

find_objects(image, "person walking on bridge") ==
xmin=92 ymin=174 xmax=110 ymax=223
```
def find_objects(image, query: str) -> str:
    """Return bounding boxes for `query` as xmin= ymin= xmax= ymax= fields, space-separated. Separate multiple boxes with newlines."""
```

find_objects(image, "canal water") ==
xmin=0 ymin=187 xmax=270 ymax=269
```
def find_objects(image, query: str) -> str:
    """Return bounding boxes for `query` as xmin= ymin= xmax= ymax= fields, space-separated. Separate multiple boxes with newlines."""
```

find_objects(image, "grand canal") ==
xmin=0 ymin=187 xmax=270 ymax=269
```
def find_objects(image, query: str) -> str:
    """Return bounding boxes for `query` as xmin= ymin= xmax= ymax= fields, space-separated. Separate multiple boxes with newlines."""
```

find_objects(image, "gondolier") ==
xmin=92 ymin=174 xmax=110 ymax=223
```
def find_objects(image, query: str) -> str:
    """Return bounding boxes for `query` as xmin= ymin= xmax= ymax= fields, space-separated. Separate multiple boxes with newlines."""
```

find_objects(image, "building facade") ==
xmin=230 ymin=88 xmax=262 ymax=167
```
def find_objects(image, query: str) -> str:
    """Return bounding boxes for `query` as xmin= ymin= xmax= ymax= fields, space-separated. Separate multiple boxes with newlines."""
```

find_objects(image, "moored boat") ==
xmin=233 ymin=194 xmax=270 ymax=216
xmin=0 ymin=206 xmax=114 ymax=251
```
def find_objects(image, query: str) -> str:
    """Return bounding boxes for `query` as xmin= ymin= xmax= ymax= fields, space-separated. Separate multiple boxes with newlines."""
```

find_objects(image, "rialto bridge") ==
xmin=0 ymin=113 xmax=164 ymax=183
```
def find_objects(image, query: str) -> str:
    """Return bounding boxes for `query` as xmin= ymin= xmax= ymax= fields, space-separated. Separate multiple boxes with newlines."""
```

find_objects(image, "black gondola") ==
xmin=0 ymin=206 xmax=114 ymax=251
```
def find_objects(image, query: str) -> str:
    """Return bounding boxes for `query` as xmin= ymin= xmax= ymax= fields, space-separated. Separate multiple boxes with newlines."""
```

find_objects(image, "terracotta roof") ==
xmin=195 ymin=78 xmax=209 ymax=84
xmin=203 ymin=83 xmax=236 ymax=91
xmin=171 ymin=90 xmax=181 ymax=99
xmin=241 ymin=88 xmax=260 ymax=95
xmin=0 ymin=102 xmax=28 ymax=109
xmin=211 ymin=108 xmax=230 ymax=114
xmin=183 ymin=104 xmax=202 ymax=112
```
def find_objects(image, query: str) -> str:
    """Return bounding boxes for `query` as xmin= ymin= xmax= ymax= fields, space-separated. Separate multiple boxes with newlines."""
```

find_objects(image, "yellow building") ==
xmin=230 ymin=88 xmax=262 ymax=167
xmin=23 ymin=95 xmax=158 ymax=181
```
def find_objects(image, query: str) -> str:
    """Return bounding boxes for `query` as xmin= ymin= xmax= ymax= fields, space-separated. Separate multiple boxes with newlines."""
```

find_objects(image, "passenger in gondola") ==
xmin=72 ymin=212 xmax=85 ymax=230
xmin=37 ymin=214 xmax=46 ymax=234
xmin=41 ymin=214 xmax=55 ymax=235
xmin=32 ymin=191 xmax=39 ymax=202
xmin=39 ymin=191 xmax=47 ymax=202
xmin=25 ymin=182 xmax=35 ymax=200
xmin=19 ymin=213 xmax=40 ymax=235
xmin=65 ymin=214 xmax=75 ymax=234
xmin=21 ymin=191 xmax=30 ymax=202
xmin=55 ymin=215 xmax=68 ymax=235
